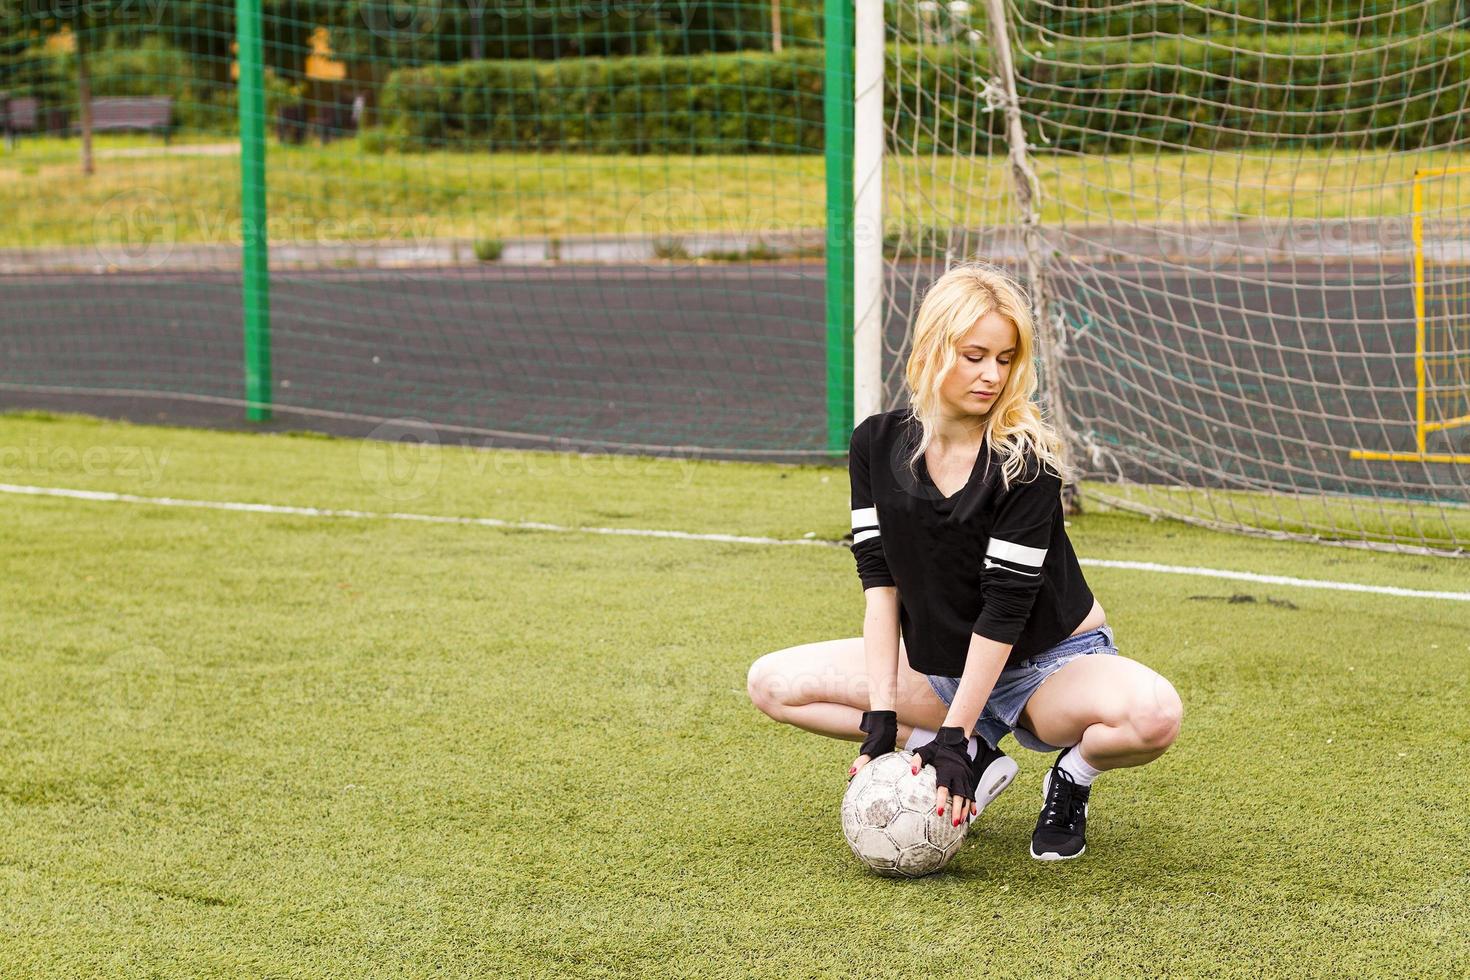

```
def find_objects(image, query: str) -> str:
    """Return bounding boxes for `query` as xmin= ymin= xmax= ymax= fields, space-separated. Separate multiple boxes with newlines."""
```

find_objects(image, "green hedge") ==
xmin=376 ymin=49 xmax=828 ymax=154
xmin=1021 ymin=0 xmax=1460 ymax=43
xmin=373 ymin=32 xmax=1470 ymax=153
xmin=1032 ymin=31 xmax=1470 ymax=152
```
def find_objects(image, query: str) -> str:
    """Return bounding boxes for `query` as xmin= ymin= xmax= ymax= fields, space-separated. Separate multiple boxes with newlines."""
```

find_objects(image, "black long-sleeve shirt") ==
xmin=848 ymin=409 xmax=1095 ymax=676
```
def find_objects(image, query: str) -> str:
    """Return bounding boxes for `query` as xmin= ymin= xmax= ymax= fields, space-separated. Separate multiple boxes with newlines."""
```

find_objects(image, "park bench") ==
xmin=276 ymin=100 xmax=359 ymax=145
xmin=2 ymin=96 xmax=40 ymax=135
xmin=81 ymin=96 xmax=174 ymax=143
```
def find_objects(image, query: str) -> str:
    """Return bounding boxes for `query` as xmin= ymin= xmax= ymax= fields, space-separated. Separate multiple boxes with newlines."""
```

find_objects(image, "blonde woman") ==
xmin=747 ymin=263 xmax=1183 ymax=860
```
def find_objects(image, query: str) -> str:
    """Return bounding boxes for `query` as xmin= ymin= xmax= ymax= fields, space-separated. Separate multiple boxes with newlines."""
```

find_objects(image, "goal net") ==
xmin=875 ymin=0 xmax=1470 ymax=555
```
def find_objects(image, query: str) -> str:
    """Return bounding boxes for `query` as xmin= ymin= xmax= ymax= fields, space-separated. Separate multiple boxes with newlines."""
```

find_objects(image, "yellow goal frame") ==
xmin=1351 ymin=166 xmax=1470 ymax=464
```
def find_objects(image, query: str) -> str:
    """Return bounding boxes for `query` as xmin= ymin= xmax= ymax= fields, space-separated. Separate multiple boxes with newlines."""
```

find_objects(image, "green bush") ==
xmin=85 ymin=41 xmax=232 ymax=132
xmin=1022 ymin=0 xmax=1459 ymax=41
xmin=1028 ymin=31 xmax=1470 ymax=152
xmin=369 ymin=32 xmax=1470 ymax=154
xmin=0 ymin=42 xmax=71 ymax=107
xmin=376 ymin=48 xmax=826 ymax=154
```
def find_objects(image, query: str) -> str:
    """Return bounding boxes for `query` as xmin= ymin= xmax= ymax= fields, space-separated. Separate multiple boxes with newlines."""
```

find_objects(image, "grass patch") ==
xmin=3 ymin=136 xmax=1466 ymax=250
xmin=651 ymin=236 xmax=691 ymax=261
xmin=702 ymin=241 xmax=788 ymax=262
xmin=471 ymin=238 xmax=503 ymax=262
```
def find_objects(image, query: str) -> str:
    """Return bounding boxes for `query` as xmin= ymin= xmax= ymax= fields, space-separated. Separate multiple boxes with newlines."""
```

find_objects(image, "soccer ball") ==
xmin=841 ymin=750 xmax=967 ymax=877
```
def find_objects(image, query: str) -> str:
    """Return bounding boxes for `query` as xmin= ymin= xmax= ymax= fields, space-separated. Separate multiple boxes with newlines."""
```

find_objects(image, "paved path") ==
xmin=1 ymin=261 xmax=1465 ymax=505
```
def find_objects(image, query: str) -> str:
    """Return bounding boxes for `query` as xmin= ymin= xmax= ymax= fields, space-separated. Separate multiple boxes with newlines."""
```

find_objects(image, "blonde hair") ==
xmin=901 ymin=262 xmax=1071 ymax=490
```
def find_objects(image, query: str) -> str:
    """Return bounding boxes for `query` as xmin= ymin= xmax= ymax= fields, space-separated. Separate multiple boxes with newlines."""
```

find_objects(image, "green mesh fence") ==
xmin=0 ymin=0 xmax=842 ymax=459
xmin=1 ymin=0 xmax=1468 ymax=552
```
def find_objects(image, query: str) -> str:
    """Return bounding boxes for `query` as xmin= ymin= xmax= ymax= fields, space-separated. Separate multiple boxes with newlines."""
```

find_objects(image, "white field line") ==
xmin=0 ymin=483 xmax=819 ymax=547
xmin=1076 ymin=558 xmax=1469 ymax=602
xmin=4 ymin=482 xmax=1468 ymax=603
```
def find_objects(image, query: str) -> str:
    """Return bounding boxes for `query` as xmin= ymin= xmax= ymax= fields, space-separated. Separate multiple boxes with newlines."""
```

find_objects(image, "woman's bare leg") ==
xmin=1016 ymin=654 xmax=1183 ymax=769
xmin=745 ymin=636 xmax=951 ymax=745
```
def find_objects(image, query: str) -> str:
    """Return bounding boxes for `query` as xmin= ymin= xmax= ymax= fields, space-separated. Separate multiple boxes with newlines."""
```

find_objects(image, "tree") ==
xmin=0 ymin=0 xmax=154 ymax=174
xmin=319 ymin=0 xmax=818 ymax=66
xmin=154 ymin=0 xmax=324 ymax=89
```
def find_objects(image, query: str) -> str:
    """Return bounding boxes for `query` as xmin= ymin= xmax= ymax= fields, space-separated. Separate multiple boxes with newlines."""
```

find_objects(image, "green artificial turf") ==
xmin=0 ymin=411 xmax=1466 ymax=978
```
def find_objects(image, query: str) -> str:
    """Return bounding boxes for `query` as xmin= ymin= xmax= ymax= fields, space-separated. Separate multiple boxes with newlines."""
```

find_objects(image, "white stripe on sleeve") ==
xmin=985 ymin=537 xmax=1047 ymax=567
xmin=853 ymin=528 xmax=881 ymax=544
xmin=851 ymin=506 xmax=878 ymax=529
xmin=984 ymin=558 xmax=1040 ymax=577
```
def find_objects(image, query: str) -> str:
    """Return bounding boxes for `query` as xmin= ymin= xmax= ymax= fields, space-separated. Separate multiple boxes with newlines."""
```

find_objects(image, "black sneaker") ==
xmin=1030 ymin=751 xmax=1090 ymax=860
xmin=969 ymin=739 xmax=1018 ymax=819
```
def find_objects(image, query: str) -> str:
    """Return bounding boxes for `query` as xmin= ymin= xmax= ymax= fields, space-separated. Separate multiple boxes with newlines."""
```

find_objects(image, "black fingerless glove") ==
xmin=912 ymin=726 xmax=976 ymax=802
xmin=857 ymin=709 xmax=898 ymax=760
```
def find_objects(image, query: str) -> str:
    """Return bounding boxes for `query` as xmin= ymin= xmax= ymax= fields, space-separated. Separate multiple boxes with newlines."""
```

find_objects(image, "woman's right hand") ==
xmin=848 ymin=709 xmax=899 ymax=782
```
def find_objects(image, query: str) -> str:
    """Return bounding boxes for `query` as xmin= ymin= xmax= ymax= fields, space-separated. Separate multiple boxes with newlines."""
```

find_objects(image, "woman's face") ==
xmin=939 ymin=311 xmax=1017 ymax=418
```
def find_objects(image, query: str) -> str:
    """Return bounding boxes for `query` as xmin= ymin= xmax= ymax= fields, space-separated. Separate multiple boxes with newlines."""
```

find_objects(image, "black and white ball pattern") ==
xmin=841 ymin=750 xmax=967 ymax=877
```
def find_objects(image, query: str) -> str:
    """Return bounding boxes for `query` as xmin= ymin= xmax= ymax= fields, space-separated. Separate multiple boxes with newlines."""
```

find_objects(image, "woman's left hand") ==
xmin=910 ymin=727 xmax=979 ymax=827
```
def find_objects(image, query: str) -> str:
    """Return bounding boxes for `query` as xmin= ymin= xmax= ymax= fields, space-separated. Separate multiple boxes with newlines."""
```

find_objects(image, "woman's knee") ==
xmin=745 ymin=647 xmax=823 ymax=719
xmin=746 ymin=652 xmax=786 ymax=719
xmin=1127 ymin=674 xmax=1183 ymax=750
xmin=746 ymin=639 xmax=871 ymax=722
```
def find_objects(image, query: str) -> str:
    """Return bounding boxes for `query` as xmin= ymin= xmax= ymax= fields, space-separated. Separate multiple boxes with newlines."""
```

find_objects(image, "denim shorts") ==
xmin=925 ymin=624 xmax=1118 ymax=753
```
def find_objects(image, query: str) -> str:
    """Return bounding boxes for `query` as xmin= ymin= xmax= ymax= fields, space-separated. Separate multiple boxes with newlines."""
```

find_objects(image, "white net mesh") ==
xmin=880 ymin=0 xmax=1470 ymax=555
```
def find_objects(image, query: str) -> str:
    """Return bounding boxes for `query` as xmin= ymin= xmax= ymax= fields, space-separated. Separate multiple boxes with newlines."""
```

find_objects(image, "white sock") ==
xmin=903 ymin=727 xmax=980 ymax=761
xmin=902 ymin=727 xmax=934 ymax=751
xmin=1058 ymin=745 xmax=1102 ymax=786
